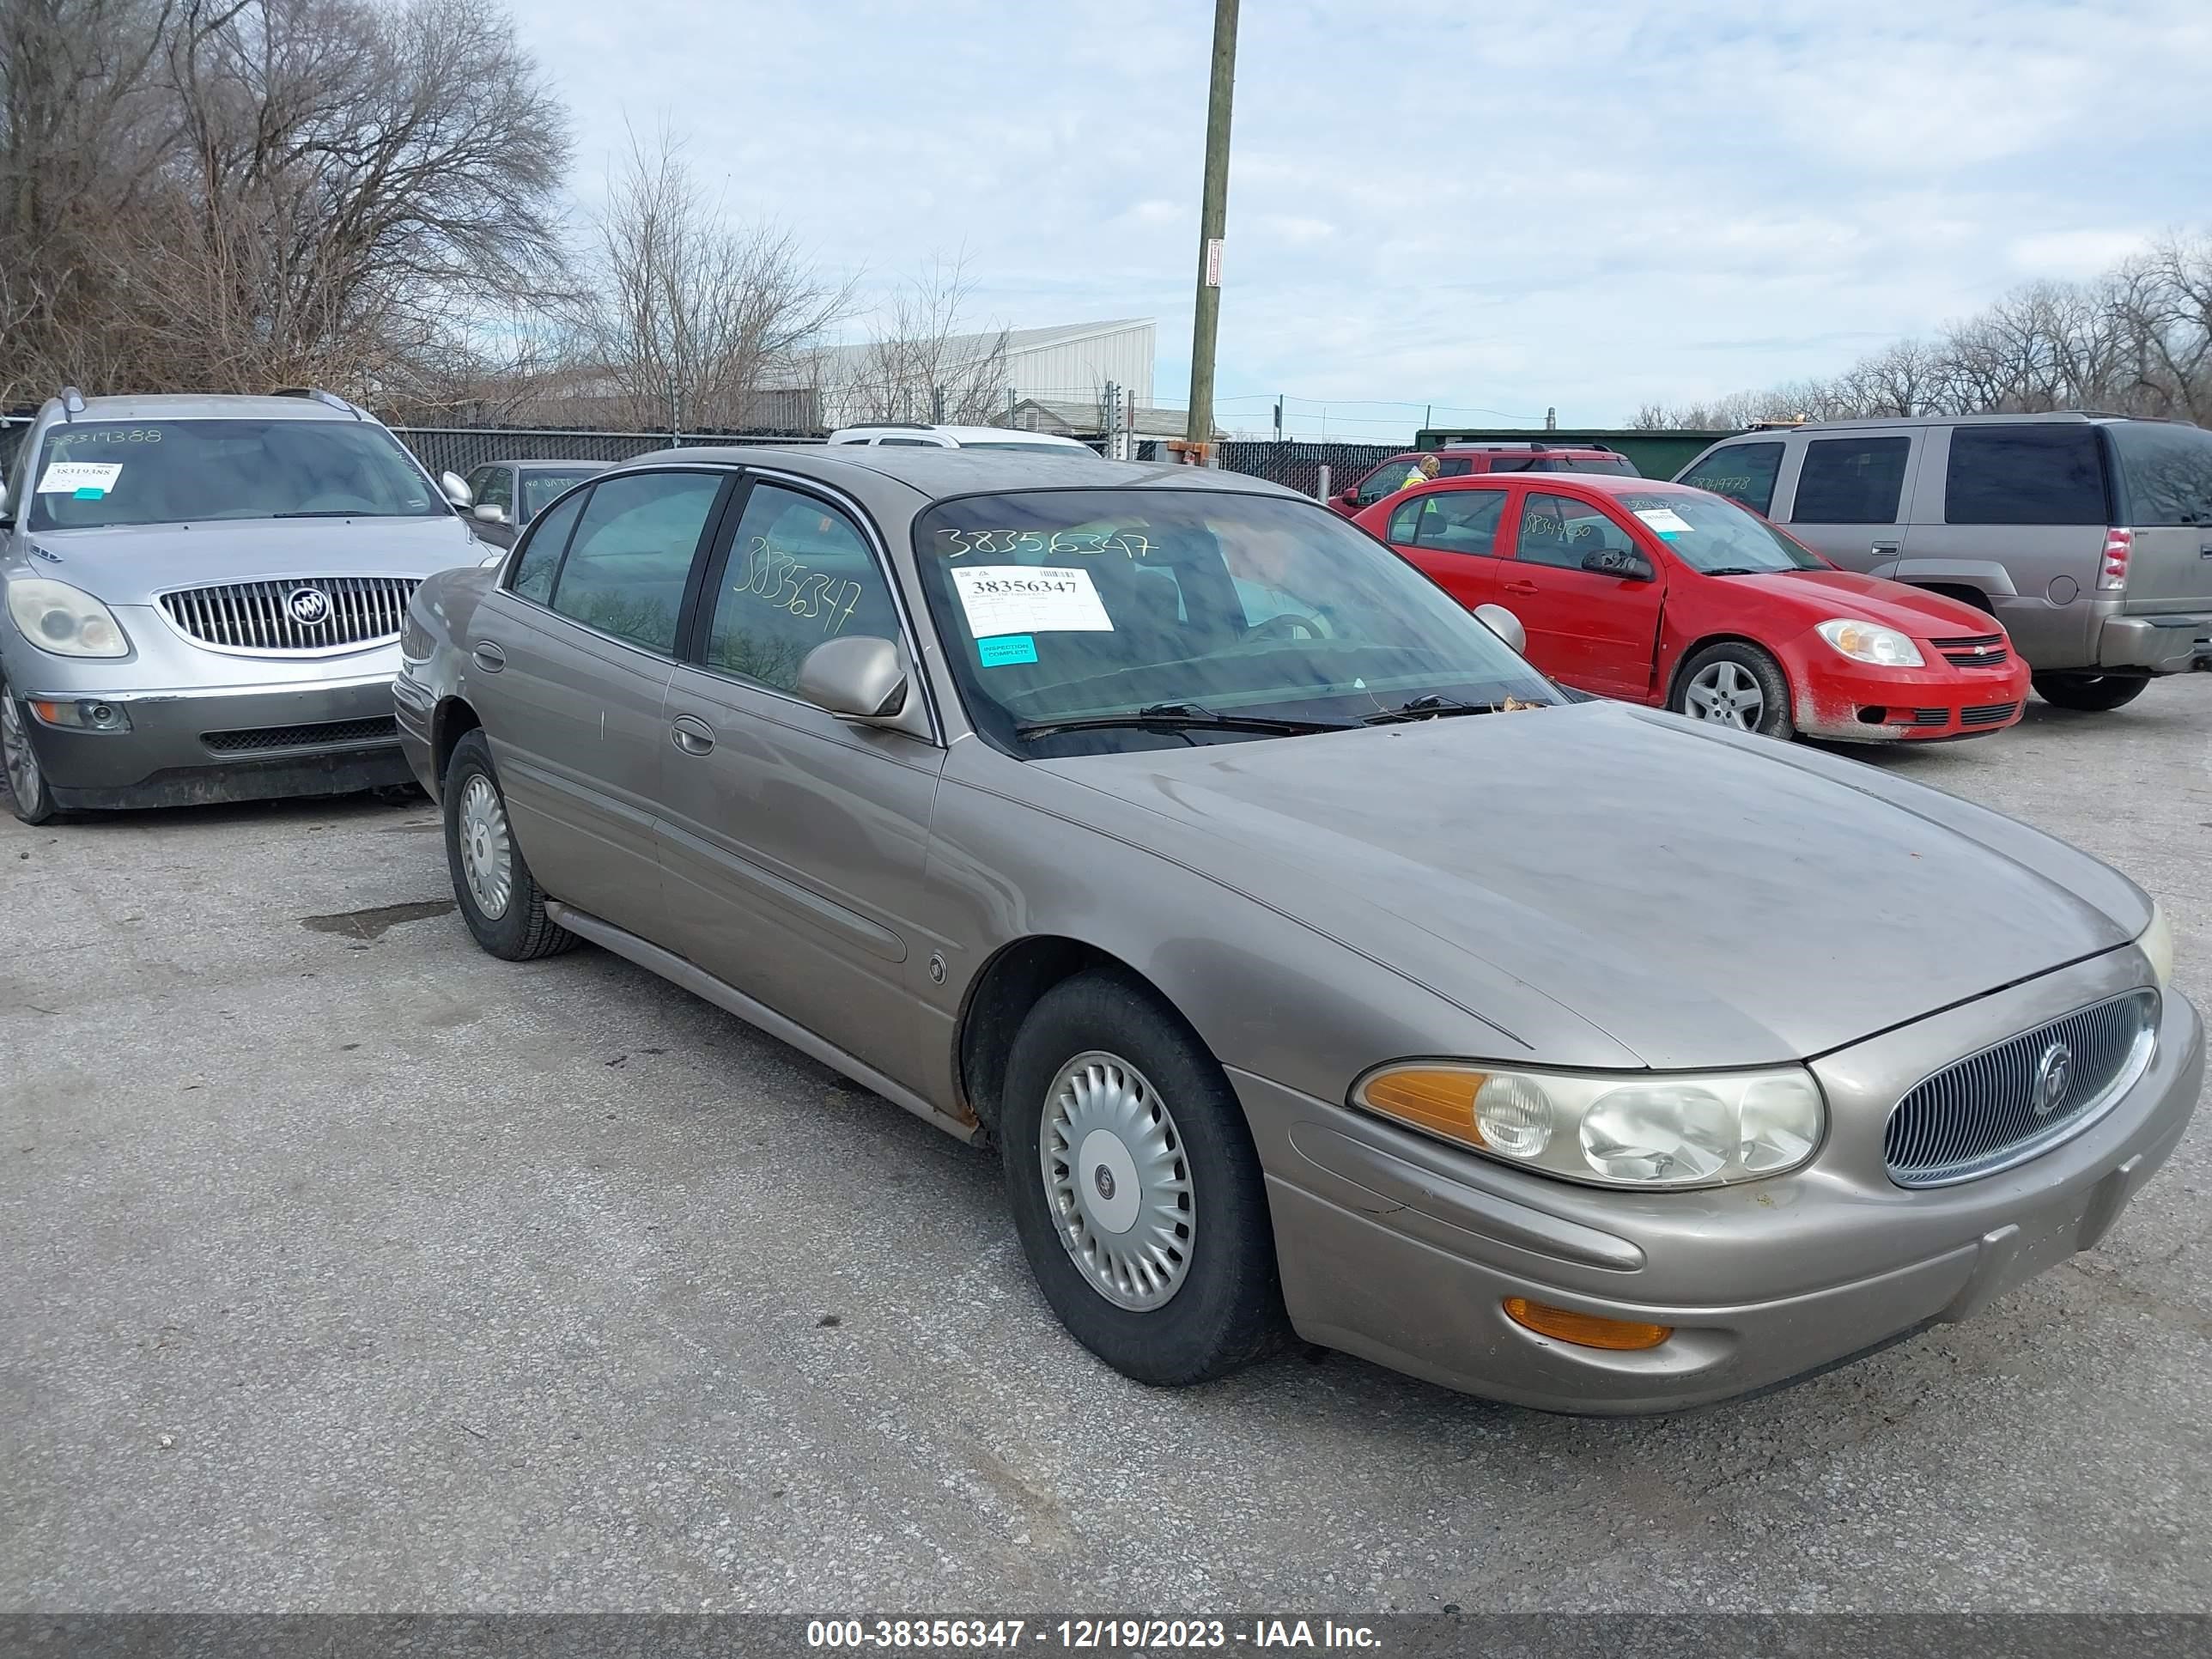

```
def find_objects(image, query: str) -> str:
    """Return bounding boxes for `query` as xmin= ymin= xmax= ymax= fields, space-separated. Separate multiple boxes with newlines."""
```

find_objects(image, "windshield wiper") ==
xmin=1014 ymin=701 xmax=1354 ymax=742
xmin=1699 ymin=566 xmax=1770 ymax=577
xmin=1360 ymin=694 xmax=1520 ymax=726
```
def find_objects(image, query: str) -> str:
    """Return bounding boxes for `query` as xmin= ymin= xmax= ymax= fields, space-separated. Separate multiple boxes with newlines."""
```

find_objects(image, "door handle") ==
xmin=1871 ymin=541 xmax=1901 ymax=557
xmin=1503 ymin=580 xmax=1540 ymax=596
xmin=670 ymin=714 xmax=716 ymax=756
xmin=470 ymin=641 xmax=506 ymax=672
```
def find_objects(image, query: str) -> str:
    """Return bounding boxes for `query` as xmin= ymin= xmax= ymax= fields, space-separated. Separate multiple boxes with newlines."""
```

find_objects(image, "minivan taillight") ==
xmin=2099 ymin=527 xmax=2132 ymax=591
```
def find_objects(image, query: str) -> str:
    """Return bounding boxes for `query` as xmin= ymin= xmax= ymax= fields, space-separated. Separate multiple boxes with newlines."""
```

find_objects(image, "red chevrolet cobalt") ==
xmin=1355 ymin=475 xmax=2030 ymax=741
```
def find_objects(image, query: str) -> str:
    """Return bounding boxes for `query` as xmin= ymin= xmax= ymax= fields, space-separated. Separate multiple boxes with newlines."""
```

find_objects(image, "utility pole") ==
xmin=1184 ymin=0 xmax=1240 ymax=447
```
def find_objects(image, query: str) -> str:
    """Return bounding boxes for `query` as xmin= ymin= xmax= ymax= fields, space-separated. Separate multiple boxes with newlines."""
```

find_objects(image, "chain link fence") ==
xmin=389 ymin=426 xmax=823 ymax=478
xmin=1133 ymin=438 xmax=1403 ymax=497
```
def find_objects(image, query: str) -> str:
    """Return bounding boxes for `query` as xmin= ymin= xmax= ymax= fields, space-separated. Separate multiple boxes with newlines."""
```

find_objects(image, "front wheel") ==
xmin=1672 ymin=642 xmax=1795 ymax=738
xmin=1000 ymin=970 xmax=1285 ymax=1386
xmin=0 ymin=678 xmax=58 ymax=824
xmin=2032 ymin=672 xmax=2150 ymax=712
xmin=442 ymin=729 xmax=579 ymax=961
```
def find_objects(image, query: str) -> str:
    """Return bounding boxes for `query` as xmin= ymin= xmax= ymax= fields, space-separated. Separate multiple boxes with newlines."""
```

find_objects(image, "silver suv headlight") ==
xmin=2139 ymin=902 xmax=2174 ymax=992
xmin=6 ymin=577 xmax=129 ymax=657
xmin=1354 ymin=1061 xmax=1826 ymax=1188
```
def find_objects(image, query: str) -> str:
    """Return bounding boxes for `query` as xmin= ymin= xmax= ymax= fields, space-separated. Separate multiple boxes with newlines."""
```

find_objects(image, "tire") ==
xmin=2032 ymin=672 xmax=2150 ymax=712
xmin=1672 ymin=641 xmax=1795 ymax=738
xmin=1000 ymin=969 xmax=1286 ymax=1386
xmin=0 ymin=678 xmax=58 ymax=825
xmin=441 ymin=729 xmax=579 ymax=961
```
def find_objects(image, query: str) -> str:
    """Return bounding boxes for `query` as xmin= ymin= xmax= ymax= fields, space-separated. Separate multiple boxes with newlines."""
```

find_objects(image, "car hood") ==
xmin=1720 ymin=568 xmax=1996 ymax=638
xmin=1037 ymin=701 xmax=2144 ymax=1068
xmin=18 ymin=515 xmax=482 ymax=599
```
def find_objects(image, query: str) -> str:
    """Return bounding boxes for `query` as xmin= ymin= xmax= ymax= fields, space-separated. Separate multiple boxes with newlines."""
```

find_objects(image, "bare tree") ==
xmin=1629 ymin=229 xmax=2212 ymax=428
xmin=838 ymin=251 xmax=1011 ymax=425
xmin=568 ymin=122 xmax=854 ymax=432
xmin=0 ymin=0 xmax=569 ymax=404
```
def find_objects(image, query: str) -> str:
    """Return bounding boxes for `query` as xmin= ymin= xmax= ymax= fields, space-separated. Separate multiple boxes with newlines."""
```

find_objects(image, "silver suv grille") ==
xmin=1883 ymin=989 xmax=2158 ymax=1187
xmin=160 ymin=577 xmax=418 ymax=654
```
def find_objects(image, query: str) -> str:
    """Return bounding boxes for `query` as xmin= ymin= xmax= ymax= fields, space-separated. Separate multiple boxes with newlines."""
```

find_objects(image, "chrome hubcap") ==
xmin=1039 ymin=1051 xmax=1194 ymax=1310
xmin=0 ymin=693 xmax=40 ymax=807
xmin=1686 ymin=661 xmax=1765 ymax=729
xmin=456 ymin=773 xmax=514 ymax=920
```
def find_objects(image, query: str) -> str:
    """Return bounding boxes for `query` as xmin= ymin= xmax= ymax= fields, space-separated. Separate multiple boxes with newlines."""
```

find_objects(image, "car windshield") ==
xmin=1617 ymin=490 xmax=1824 ymax=574
xmin=24 ymin=419 xmax=443 ymax=531
xmin=911 ymin=489 xmax=1561 ymax=755
xmin=520 ymin=470 xmax=600 ymax=519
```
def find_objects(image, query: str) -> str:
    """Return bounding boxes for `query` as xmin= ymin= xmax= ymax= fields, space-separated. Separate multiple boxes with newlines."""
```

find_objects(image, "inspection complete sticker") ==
xmin=951 ymin=565 xmax=1115 ymax=639
xmin=36 ymin=461 xmax=123 ymax=497
xmin=978 ymin=635 xmax=1039 ymax=667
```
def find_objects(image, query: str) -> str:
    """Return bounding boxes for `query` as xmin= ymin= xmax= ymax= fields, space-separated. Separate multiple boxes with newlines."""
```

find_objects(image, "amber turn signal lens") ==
xmin=1358 ymin=1067 xmax=1487 ymax=1147
xmin=1503 ymin=1297 xmax=1672 ymax=1351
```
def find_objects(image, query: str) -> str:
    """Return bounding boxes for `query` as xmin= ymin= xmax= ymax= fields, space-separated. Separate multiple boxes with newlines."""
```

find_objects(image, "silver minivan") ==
xmin=1676 ymin=413 xmax=2212 ymax=709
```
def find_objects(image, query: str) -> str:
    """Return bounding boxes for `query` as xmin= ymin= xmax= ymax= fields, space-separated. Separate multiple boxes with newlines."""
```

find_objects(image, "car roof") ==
xmin=52 ymin=393 xmax=372 ymax=423
xmin=1720 ymin=410 xmax=2166 ymax=434
xmin=622 ymin=443 xmax=1310 ymax=501
xmin=1398 ymin=472 xmax=1688 ymax=499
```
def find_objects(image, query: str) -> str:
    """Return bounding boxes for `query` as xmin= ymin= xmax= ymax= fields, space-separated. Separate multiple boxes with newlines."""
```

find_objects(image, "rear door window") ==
xmin=1793 ymin=436 xmax=1911 ymax=523
xmin=547 ymin=471 xmax=724 ymax=654
xmin=1945 ymin=426 xmax=2110 ymax=525
xmin=1680 ymin=442 xmax=1784 ymax=514
xmin=2105 ymin=421 xmax=2212 ymax=526
xmin=1402 ymin=490 xmax=1508 ymax=556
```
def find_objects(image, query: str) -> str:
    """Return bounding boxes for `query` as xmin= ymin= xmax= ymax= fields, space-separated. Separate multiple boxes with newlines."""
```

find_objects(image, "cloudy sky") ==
xmin=528 ymin=0 xmax=2212 ymax=442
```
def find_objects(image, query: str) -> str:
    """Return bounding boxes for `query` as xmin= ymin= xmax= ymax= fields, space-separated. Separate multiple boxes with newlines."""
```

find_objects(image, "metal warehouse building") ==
xmin=814 ymin=318 xmax=1157 ymax=427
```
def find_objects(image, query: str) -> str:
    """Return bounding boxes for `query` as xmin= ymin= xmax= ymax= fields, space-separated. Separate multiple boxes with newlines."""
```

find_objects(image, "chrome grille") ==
xmin=1960 ymin=701 xmax=2021 ymax=726
xmin=160 ymin=577 xmax=418 ymax=654
xmin=1934 ymin=632 xmax=2009 ymax=668
xmin=1883 ymin=990 xmax=2158 ymax=1187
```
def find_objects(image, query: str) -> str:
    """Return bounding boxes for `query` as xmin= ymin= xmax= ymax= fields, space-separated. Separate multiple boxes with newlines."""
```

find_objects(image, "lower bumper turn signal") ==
xmin=1503 ymin=1297 xmax=1672 ymax=1351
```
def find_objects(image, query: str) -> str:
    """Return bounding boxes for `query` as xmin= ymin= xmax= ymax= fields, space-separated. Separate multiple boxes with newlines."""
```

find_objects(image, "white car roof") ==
xmin=826 ymin=423 xmax=1093 ymax=451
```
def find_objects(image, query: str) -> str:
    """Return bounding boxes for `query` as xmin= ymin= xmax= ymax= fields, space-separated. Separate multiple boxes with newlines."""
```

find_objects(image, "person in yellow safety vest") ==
xmin=1398 ymin=453 xmax=1442 ymax=491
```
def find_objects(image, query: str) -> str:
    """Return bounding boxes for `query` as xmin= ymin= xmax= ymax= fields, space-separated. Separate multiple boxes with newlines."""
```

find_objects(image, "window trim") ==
xmin=500 ymin=464 xmax=739 ymax=665
xmin=680 ymin=467 xmax=946 ymax=746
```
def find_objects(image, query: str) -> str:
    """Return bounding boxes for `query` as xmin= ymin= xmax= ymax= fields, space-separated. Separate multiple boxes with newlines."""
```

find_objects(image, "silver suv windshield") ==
xmin=912 ymin=488 xmax=1561 ymax=755
xmin=25 ymin=419 xmax=444 ymax=531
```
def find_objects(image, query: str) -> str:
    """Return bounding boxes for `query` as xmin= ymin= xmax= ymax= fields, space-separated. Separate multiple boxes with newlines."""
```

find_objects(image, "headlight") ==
xmin=2139 ymin=902 xmax=2174 ymax=992
xmin=6 ymin=577 xmax=129 ymax=657
xmin=1354 ymin=1061 xmax=1825 ymax=1188
xmin=1815 ymin=618 xmax=1923 ymax=667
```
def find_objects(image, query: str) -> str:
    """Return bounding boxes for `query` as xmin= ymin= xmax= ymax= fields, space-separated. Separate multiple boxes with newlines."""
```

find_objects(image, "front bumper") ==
xmin=19 ymin=668 xmax=410 ymax=810
xmin=1238 ymin=955 xmax=2202 ymax=1414
xmin=1786 ymin=650 xmax=2032 ymax=743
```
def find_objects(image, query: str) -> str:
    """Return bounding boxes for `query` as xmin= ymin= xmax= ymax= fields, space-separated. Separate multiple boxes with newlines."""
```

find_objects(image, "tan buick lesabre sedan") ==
xmin=395 ymin=447 xmax=2201 ymax=1413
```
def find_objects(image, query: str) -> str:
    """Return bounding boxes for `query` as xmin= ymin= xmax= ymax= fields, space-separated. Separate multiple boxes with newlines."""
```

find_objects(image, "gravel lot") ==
xmin=3 ymin=681 xmax=2210 ymax=1613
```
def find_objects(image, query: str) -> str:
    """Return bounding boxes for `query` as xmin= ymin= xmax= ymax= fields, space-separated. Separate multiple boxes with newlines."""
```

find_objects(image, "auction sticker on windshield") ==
xmin=951 ymin=565 xmax=1115 ymax=638
xmin=1633 ymin=507 xmax=1692 ymax=536
xmin=37 ymin=462 xmax=123 ymax=497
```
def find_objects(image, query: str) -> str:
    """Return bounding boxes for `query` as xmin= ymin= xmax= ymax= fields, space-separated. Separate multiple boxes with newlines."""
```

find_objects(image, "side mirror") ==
xmin=798 ymin=635 xmax=909 ymax=724
xmin=471 ymin=501 xmax=507 ymax=524
xmin=1473 ymin=604 xmax=1526 ymax=654
xmin=1582 ymin=547 xmax=1655 ymax=580
xmin=440 ymin=471 xmax=473 ymax=507
xmin=1338 ymin=488 xmax=1358 ymax=506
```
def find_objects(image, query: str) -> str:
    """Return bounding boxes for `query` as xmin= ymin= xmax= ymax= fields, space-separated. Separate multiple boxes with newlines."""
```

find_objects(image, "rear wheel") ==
xmin=2032 ymin=672 xmax=2150 ymax=712
xmin=0 ymin=679 xmax=58 ymax=825
xmin=1672 ymin=642 xmax=1795 ymax=739
xmin=1000 ymin=970 xmax=1285 ymax=1386
xmin=441 ymin=729 xmax=578 ymax=961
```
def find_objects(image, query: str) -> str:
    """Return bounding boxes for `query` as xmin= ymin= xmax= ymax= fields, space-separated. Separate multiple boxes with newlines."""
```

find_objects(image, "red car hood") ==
xmin=1722 ymin=569 xmax=1996 ymax=638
